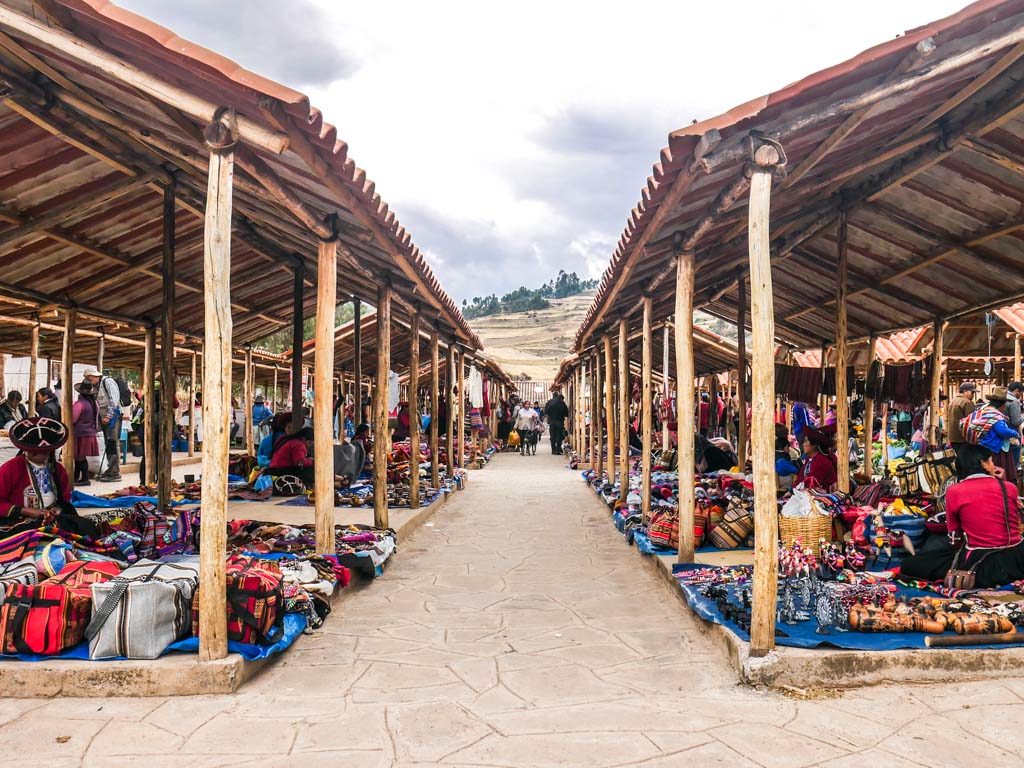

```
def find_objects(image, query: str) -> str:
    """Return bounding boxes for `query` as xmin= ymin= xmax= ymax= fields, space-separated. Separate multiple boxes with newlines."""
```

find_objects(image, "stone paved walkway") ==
xmin=4 ymin=447 xmax=1024 ymax=766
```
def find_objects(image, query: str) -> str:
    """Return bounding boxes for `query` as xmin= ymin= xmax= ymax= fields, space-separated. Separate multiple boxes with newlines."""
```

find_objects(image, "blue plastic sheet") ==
xmin=0 ymin=612 xmax=306 ymax=662
xmin=670 ymin=563 xmax=1024 ymax=651
xmin=72 ymin=491 xmax=191 ymax=508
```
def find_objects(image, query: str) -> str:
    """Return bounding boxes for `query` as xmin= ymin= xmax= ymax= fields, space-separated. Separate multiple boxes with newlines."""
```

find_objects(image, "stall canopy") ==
xmin=783 ymin=328 xmax=927 ymax=369
xmin=575 ymin=0 xmax=1024 ymax=353
xmin=0 ymin=0 xmax=479 ymax=356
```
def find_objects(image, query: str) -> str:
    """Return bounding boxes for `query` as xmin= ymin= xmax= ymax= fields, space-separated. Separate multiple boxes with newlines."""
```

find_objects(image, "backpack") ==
xmin=113 ymin=377 xmax=132 ymax=408
xmin=960 ymin=408 xmax=1005 ymax=445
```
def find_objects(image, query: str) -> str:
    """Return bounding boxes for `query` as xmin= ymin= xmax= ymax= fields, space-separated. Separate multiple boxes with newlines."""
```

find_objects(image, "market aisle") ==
xmin=6 ymin=447 xmax=1024 ymax=767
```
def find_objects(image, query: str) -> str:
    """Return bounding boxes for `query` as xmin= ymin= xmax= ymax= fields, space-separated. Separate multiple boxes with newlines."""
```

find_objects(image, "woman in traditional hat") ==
xmin=72 ymin=380 xmax=100 ymax=486
xmin=0 ymin=416 xmax=72 ymax=520
xmin=795 ymin=426 xmax=838 ymax=490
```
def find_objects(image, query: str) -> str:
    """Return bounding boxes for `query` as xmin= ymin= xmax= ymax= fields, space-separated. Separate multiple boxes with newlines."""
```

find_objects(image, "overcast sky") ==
xmin=122 ymin=0 xmax=968 ymax=303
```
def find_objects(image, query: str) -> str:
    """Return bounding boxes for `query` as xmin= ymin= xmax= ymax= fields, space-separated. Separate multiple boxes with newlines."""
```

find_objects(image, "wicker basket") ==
xmin=778 ymin=513 xmax=833 ymax=547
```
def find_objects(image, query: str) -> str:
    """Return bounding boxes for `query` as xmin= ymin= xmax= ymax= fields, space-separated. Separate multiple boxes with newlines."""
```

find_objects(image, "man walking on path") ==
xmin=947 ymin=381 xmax=978 ymax=467
xmin=543 ymin=391 xmax=569 ymax=455
xmin=85 ymin=367 xmax=123 ymax=482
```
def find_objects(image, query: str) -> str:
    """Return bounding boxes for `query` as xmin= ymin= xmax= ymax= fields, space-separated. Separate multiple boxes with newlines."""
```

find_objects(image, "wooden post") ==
xmin=27 ymin=319 xmax=39 ymax=417
xmin=409 ymin=311 xmax=421 ymax=507
xmin=373 ymin=282 xmax=391 ymax=529
xmin=929 ymin=318 xmax=944 ymax=449
xmin=272 ymin=367 xmax=278 ymax=413
xmin=880 ymin=402 xmax=890 ymax=475
xmin=618 ymin=319 xmax=629 ymax=502
xmin=818 ymin=342 xmax=828 ymax=419
xmin=159 ymin=182 xmax=176 ymax=510
xmin=60 ymin=308 xmax=77 ymax=481
xmin=736 ymin=273 xmax=747 ymax=468
xmin=594 ymin=351 xmax=603 ymax=476
xmin=143 ymin=325 xmax=156 ymax=486
xmin=662 ymin=324 xmax=670 ymax=451
xmin=243 ymin=346 xmax=254 ymax=457
xmin=197 ymin=112 xmax=235 ymax=662
xmin=863 ymin=334 xmax=877 ymax=475
xmin=445 ymin=342 xmax=455 ymax=475
xmin=314 ymin=238 xmax=338 ymax=554
xmin=291 ymin=264 xmax=304 ymax=430
xmin=97 ymin=332 xmax=105 ymax=372
xmin=430 ymin=330 xmax=440 ymax=488
xmin=747 ymin=142 xmax=783 ymax=658
xmin=353 ymin=298 xmax=363 ymax=424
xmin=1015 ymin=334 xmax=1022 ymax=383
xmin=675 ymin=251 xmax=697 ymax=562
xmin=835 ymin=212 xmax=850 ymax=493
xmin=188 ymin=352 xmax=196 ymax=457
xmin=456 ymin=346 xmax=465 ymax=469
xmin=641 ymin=296 xmax=653 ymax=524
xmin=604 ymin=335 xmax=615 ymax=476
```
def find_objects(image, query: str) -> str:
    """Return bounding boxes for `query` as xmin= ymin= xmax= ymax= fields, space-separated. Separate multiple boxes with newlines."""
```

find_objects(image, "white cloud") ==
xmin=120 ymin=0 xmax=969 ymax=302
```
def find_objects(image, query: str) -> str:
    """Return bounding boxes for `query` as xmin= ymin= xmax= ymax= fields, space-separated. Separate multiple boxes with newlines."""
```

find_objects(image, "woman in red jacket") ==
xmin=0 ymin=416 xmax=72 ymax=522
xmin=900 ymin=444 xmax=1024 ymax=586
xmin=268 ymin=426 xmax=315 ymax=485
xmin=795 ymin=427 xmax=838 ymax=490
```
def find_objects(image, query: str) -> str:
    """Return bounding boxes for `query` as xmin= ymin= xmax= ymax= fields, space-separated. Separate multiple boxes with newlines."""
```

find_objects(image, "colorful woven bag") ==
xmin=43 ymin=561 xmax=121 ymax=598
xmin=0 ymin=581 xmax=90 ymax=655
xmin=647 ymin=509 xmax=679 ymax=549
xmin=193 ymin=556 xmax=284 ymax=645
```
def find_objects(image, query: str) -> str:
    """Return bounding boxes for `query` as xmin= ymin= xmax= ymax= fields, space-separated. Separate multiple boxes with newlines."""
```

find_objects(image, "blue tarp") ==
xmin=670 ymin=563 xmax=1024 ymax=651
xmin=0 ymin=612 xmax=306 ymax=662
xmin=72 ymin=491 xmax=191 ymax=508
xmin=632 ymin=530 xmax=754 ymax=557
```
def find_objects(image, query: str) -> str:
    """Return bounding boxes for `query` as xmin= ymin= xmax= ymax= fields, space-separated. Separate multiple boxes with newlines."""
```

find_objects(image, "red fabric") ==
xmin=946 ymin=475 xmax=1022 ymax=550
xmin=796 ymin=452 xmax=837 ymax=490
xmin=269 ymin=439 xmax=312 ymax=469
xmin=0 ymin=456 xmax=71 ymax=517
xmin=699 ymin=402 xmax=710 ymax=430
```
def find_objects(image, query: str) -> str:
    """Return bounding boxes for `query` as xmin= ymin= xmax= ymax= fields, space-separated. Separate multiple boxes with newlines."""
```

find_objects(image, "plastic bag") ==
xmin=780 ymin=487 xmax=812 ymax=518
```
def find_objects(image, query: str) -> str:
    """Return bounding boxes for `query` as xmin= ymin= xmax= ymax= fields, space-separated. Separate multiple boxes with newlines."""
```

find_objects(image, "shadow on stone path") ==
xmin=5 ymin=444 xmax=1024 ymax=766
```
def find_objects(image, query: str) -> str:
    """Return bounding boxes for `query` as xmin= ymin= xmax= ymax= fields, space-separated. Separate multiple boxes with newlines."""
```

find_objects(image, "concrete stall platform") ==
xmin=0 ymin=483 xmax=463 ymax=698
xmin=642 ymin=550 xmax=1024 ymax=691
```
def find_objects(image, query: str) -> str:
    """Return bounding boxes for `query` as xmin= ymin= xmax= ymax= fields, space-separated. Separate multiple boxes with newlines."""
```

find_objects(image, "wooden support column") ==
xmin=97 ymin=332 xmax=105 ymax=372
xmin=445 ymin=343 xmax=455 ymax=475
xmin=143 ymin=325 xmax=156 ymax=486
xmin=430 ymin=330 xmax=440 ymax=488
xmin=880 ymin=402 xmax=890 ymax=475
xmin=272 ymin=367 xmax=279 ymax=412
xmin=929 ymin=318 xmax=944 ymax=449
xmin=353 ymin=298 xmax=363 ymax=424
xmin=618 ymin=319 xmax=629 ymax=502
xmin=158 ymin=182 xmax=176 ymax=510
xmin=291 ymin=264 xmax=304 ymax=430
xmin=863 ymin=334 xmax=877 ymax=475
xmin=197 ymin=112 xmax=235 ymax=662
xmin=244 ymin=346 xmax=254 ymax=457
xmin=456 ymin=347 xmax=465 ymax=468
xmin=604 ymin=335 xmax=615 ymax=476
xmin=60 ymin=308 xmax=77 ymax=480
xmin=409 ymin=311 xmax=421 ymax=507
xmin=27 ymin=318 xmax=38 ymax=416
xmin=188 ymin=352 xmax=196 ymax=457
xmin=1015 ymin=334 xmax=1022 ymax=383
xmin=736 ymin=273 xmax=747 ymax=467
xmin=594 ymin=351 xmax=604 ymax=476
xmin=662 ymin=325 xmax=670 ymax=450
xmin=835 ymin=212 xmax=851 ymax=493
xmin=675 ymin=251 xmax=697 ymax=562
xmin=641 ymin=296 xmax=654 ymax=524
xmin=314 ymin=238 xmax=338 ymax=554
xmin=747 ymin=141 xmax=783 ymax=658
xmin=373 ymin=282 xmax=392 ymax=529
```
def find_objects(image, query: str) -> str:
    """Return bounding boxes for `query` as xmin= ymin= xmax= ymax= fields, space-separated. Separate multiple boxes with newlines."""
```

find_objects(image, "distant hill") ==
xmin=462 ymin=270 xmax=598 ymax=320
xmin=470 ymin=291 xmax=595 ymax=381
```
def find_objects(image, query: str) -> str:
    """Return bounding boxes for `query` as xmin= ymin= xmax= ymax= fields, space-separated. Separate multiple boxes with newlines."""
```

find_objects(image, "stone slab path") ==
xmin=5 ymin=447 xmax=1024 ymax=766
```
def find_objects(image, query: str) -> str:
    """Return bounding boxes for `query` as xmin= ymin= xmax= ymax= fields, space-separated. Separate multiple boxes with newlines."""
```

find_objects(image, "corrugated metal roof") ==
xmin=575 ymin=0 xmax=1024 ymax=354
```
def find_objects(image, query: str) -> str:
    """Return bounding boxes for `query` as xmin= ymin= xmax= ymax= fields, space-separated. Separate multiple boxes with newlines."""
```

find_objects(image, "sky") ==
xmin=121 ymin=0 xmax=970 ymax=304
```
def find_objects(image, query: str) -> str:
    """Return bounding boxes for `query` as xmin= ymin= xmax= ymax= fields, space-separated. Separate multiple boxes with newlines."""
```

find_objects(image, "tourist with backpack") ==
xmin=83 ymin=367 xmax=123 ymax=482
xmin=960 ymin=387 xmax=1019 ymax=484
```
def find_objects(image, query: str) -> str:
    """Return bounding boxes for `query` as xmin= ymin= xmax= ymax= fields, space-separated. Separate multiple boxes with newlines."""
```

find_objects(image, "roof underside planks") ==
xmin=0 ymin=0 xmax=480 ymax=363
xmin=576 ymin=0 xmax=1024 ymax=353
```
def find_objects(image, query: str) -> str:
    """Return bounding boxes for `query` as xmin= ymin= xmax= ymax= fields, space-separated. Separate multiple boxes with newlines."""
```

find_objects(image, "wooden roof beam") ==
xmin=780 ymin=37 xmax=936 ymax=191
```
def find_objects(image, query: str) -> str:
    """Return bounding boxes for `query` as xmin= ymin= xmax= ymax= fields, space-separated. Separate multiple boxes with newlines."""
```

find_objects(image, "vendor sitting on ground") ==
xmin=257 ymin=412 xmax=292 ymax=467
xmin=696 ymin=434 xmax=737 ymax=473
xmin=0 ymin=416 xmax=72 ymax=521
xmin=796 ymin=427 xmax=838 ymax=490
xmin=353 ymin=423 xmax=373 ymax=464
xmin=899 ymin=444 xmax=1024 ymax=587
xmin=268 ymin=425 xmax=316 ymax=486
